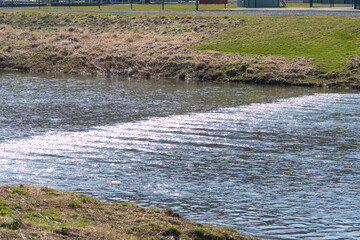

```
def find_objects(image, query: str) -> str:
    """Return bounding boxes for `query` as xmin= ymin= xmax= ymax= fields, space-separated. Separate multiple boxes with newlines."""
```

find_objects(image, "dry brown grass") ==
xmin=0 ymin=184 xmax=259 ymax=240
xmin=0 ymin=12 xmax=359 ymax=89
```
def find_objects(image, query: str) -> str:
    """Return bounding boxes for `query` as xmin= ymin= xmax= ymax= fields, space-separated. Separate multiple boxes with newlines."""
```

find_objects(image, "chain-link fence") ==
xmin=0 ymin=0 xmax=47 ymax=7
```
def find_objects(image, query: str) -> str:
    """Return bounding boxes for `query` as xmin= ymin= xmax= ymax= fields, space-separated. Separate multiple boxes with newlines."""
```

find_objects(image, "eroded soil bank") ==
xmin=0 ymin=185 xmax=259 ymax=240
xmin=0 ymin=12 xmax=359 ymax=89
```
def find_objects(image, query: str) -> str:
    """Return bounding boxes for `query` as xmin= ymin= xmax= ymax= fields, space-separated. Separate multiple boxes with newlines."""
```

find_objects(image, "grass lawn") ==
xmin=194 ymin=15 xmax=360 ymax=72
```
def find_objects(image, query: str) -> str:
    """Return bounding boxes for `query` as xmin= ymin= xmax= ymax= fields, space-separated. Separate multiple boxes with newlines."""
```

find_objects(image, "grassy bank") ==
xmin=0 ymin=11 xmax=360 ymax=88
xmin=0 ymin=185 xmax=258 ymax=240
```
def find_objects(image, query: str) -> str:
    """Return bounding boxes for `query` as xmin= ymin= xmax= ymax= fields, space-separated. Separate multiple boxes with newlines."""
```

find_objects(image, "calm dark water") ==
xmin=0 ymin=72 xmax=359 ymax=239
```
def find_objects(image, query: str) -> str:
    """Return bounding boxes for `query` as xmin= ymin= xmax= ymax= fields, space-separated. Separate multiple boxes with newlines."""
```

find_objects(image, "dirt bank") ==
xmin=0 ymin=184 xmax=259 ymax=240
xmin=0 ymin=12 xmax=359 ymax=89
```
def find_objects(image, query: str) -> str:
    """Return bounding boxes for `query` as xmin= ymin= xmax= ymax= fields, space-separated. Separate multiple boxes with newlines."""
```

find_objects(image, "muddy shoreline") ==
xmin=0 ymin=12 xmax=359 ymax=89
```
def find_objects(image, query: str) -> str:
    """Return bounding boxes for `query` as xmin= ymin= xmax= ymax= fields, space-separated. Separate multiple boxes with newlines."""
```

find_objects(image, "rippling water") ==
xmin=1 ymin=72 xmax=359 ymax=239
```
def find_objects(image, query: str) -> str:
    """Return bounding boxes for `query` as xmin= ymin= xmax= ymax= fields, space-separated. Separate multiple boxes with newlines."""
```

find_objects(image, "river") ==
xmin=0 ymin=72 xmax=359 ymax=239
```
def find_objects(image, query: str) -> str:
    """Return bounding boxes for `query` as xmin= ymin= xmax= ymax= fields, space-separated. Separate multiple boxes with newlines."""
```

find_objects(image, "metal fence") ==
xmin=0 ymin=0 xmax=231 ymax=6
xmin=50 ymin=0 xmax=182 ymax=6
xmin=0 ymin=0 xmax=47 ymax=7
xmin=307 ymin=0 xmax=354 ymax=7
xmin=0 ymin=0 xmax=227 ymax=8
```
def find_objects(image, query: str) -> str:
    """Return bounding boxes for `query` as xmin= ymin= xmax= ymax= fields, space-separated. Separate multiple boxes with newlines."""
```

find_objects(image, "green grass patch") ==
xmin=121 ymin=202 xmax=133 ymax=206
xmin=166 ymin=225 xmax=180 ymax=236
xmin=78 ymin=195 xmax=97 ymax=203
xmin=25 ymin=209 xmax=59 ymax=219
xmin=0 ymin=207 xmax=14 ymax=216
xmin=190 ymin=226 xmax=225 ymax=240
xmin=10 ymin=188 xmax=26 ymax=195
xmin=194 ymin=15 xmax=360 ymax=72
xmin=68 ymin=200 xmax=79 ymax=208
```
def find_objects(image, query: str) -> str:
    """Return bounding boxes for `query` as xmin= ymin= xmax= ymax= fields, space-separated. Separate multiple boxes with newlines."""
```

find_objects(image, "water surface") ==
xmin=0 ymin=72 xmax=359 ymax=239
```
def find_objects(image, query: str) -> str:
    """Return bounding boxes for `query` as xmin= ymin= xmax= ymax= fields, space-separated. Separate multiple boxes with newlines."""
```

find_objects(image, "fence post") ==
xmin=162 ymin=0 xmax=164 ymax=10
xmin=98 ymin=0 xmax=101 ymax=9
xmin=310 ymin=0 xmax=312 ymax=8
xmin=196 ymin=0 xmax=198 ymax=10
xmin=11 ymin=0 xmax=13 ymax=8
xmin=38 ymin=0 xmax=40 ymax=8
xmin=224 ymin=0 xmax=226 ymax=9
xmin=131 ymin=0 xmax=132 ymax=10
xmin=68 ymin=0 xmax=71 ymax=9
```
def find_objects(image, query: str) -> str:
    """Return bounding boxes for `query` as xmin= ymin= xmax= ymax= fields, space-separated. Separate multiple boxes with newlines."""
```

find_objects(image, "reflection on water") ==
xmin=0 ymin=72 xmax=359 ymax=239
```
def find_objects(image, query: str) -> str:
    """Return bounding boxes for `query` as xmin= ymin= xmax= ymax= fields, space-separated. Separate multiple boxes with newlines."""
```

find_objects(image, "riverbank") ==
xmin=0 ymin=12 xmax=359 ymax=89
xmin=0 ymin=184 xmax=258 ymax=239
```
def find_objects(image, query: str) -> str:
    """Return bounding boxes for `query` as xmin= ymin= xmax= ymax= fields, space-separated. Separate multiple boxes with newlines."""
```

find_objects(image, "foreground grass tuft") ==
xmin=0 ymin=184 xmax=259 ymax=240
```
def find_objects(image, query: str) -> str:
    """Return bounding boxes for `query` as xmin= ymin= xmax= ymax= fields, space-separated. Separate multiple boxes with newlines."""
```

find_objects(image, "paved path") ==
xmin=0 ymin=6 xmax=360 ymax=17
